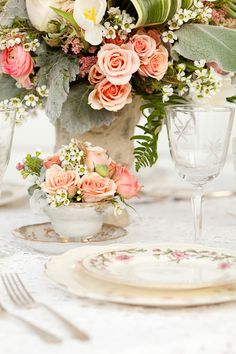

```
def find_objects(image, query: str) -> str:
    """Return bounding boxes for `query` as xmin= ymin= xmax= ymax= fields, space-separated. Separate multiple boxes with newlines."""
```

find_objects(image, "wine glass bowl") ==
xmin=0 ymin=109 xmax=15 ymax=191
xmin=166 ymin=105 xmax=235 ymax=241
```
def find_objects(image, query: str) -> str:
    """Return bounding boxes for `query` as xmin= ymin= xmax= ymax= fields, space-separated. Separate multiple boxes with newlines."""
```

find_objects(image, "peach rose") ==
xmin=113 ymin=165 xmax=141 ymax=199
xmin=41 ymin=165 xmax=80 ymax=197
xmin=85 ymin=146 xmax=110 ymax=172
xmin=88 ymin=78 xmax=132 ymax=112
xmin=0 ymin=45 xmax=34 ymax=88
xmin=138 ymin=45 xmax=168 ymax=81
xmin=43 ymin=154 xmax=61 ymax=169
xmin=88 ymin=64 xmax=105 ymax=85
xmin=130 ymin=34 xmax=156 ymax=64
xmin=97 ymin=43 xmax=140 ymax=85
xmin=80 ymin=172 xmax=116 ymax=202
xmin=147 ymin=29 xmax=161 ymax=47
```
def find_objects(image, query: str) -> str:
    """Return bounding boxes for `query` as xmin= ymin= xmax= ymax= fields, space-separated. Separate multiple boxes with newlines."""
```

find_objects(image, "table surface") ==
xmin=1 ymin=157 xmax=236 ymax=354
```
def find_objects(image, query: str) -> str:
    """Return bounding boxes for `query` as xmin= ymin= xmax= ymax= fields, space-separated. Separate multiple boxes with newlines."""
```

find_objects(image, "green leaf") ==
xmin=227 ymin=95 xmax=236 ymax=103
xmin=50 ymin=7 xmax=79 ymax=29
xmin=59 ymin=83 xmax=114 ymax=134
xmin=37 ymin=52 xmax=78 ymax=123
xmin=174 ymin=24 xmax=236 ymax=72
xmin=0 ymin=0 xmax=28 ymax=26
xmin=124 ymin=0 xmax=193 ymax=27
xmin=0 ymin=74 xmax=22 ymax=100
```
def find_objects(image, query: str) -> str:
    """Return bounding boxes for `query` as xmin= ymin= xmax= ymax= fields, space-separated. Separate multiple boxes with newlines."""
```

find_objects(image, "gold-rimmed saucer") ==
xmin=12 ymin=223 xmax=127 ymax=254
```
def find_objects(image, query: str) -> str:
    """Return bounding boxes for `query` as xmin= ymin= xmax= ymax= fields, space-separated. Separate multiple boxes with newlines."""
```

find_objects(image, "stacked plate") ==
xmin=45 ymin=243 xmax=236 ymax=307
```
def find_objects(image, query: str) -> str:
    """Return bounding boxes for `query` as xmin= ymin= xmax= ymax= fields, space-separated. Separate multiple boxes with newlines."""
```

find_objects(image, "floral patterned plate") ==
xmin=80 ymin=245 xmax=236 ymax=290
xmin=45 ymin=243 xmax=236 ymax=308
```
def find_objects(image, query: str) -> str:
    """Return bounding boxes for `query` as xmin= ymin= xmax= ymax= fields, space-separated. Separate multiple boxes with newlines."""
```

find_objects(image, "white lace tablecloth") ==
xmin=1 ymin=185 xmax=236 ymax=354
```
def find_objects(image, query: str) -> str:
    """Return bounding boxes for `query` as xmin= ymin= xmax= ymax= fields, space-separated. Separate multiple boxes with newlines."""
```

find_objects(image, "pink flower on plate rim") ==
xmin=116 ymin=254 xmax=133 ymax=262
xmin=97 ymin=43 xmax=140 ymax=85
xmin=85 ymin=145 xmax=110 ymax=172
xmin=41 ymin=165 xmax=80 ymax=197
xmin=138 ymin=45 xmax=168 ymax=81
xmin=80 ymin=172 xmax=116 ymax=202
xmin=112 ymin=164 xmax=142 ymax=199
xmin=218 ymin=262 xmax=232 ymax=269
xmin=0 ymin=45 xmax=34 ymax=89
xmin=130 ymin=34 xmax=156 ymax=64
xmin=88 ymin=78 xmax=132 ymax=112
xmin=170 ymin=250 xmax=190 ymax=262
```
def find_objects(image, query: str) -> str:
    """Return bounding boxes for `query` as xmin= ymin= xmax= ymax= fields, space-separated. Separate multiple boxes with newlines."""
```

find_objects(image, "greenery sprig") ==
xmin=132 ymin=94 xmax=187 ymax=172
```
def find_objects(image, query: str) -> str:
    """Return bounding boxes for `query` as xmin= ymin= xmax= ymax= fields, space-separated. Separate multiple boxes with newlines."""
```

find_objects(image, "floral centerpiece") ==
xmin=1 ymin=0 xmax=236 ymax=170
xmin=17 ymin=139 xmax=141 ymax=238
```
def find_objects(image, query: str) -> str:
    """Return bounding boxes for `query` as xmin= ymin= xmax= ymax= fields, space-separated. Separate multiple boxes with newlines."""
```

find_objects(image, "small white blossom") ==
xmin=194 ymin=60 xmax=206 ymax=68
xmin=14 ymin=37 xmax=21 ymax=45
xmin=162 ymin=31 xmax=177 ymax=44
xmin=24 ymin=94 xmax=39 ymax=107
xmin=23 ymin=42 xmax=32 ymax=52
xmin=162 ymin=85 xmax=174 ymax=103
xmin=107 ymin=7 xmax=121 ymax=16
xmin=31 ymin=39 xmax=40 ymax=51
xmin=36 ymin=85 xmax=49 ymax=97
xmin=168 ymin=19 xmax=180 ymax=31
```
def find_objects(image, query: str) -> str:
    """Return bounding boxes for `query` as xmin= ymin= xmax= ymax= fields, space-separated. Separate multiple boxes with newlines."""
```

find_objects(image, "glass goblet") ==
xmin=0 ymin=108 xmax=16 ymax=257
xmin=166 ymin=105 xmax=235 ymax=241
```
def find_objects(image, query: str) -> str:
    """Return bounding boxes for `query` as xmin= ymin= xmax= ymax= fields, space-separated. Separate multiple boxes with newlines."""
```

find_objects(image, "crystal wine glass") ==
xmin=165 ymin=105 xmax=235 ymax=241
xmin=0 ymin=108 xmax=15 ymax=257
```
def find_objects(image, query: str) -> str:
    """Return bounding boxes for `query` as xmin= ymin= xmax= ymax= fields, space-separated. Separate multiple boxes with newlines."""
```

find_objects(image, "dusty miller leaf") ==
xmin=0 ymin=0 xmax=28 ymax=26
xmin=60 ymin=83 xmax=114 ymax=134
xmin=0 ymin=74 xmax=22 ymax=100
xmin=37 ymin=52 xmax=78 ymax=123
xmin=174 ymin=24 xmax=236 ymax=72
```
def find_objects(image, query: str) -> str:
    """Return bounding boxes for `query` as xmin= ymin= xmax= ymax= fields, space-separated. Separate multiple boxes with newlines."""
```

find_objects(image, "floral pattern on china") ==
xmin=81 ymin=246 xmax=236 ymax=290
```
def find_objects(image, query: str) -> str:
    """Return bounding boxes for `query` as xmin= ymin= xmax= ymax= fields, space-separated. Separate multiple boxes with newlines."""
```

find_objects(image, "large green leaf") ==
xmin=173 ymin=24 xmax=236 ymax=72
xmin=128 ymin=0 xmax=193 ymax=27
xmin=0 ymin=0 xmax=28 ymax=26
xmin=0 ymin=74 xmax=22 ymax=100
xmin=60 ymin=84 xmax=114 ymax=134
xmin=37 ymin=52 xmax=78 ymax=123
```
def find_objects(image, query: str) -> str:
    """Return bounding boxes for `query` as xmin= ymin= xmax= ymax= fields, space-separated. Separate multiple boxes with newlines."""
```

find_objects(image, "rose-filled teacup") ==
xmin=17 ymin=139 xmax=142 ymax=239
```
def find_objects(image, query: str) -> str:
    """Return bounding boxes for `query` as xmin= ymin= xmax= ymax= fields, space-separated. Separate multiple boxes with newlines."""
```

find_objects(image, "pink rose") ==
xmin=130 ymin=34 xmax=156 ymax=64
xmin=85 ymin=146 xmax=110 ymax=172
xmin=88 ymin=78 xmax=132 ymax=112
xmin=97 ymin=43 xmax=140 ymax=85
xmin=0 ymin=45 xmax=34 ymax=88
xmin=41 ymin=165 xmax=80 ymax=197
xmin=113 ymin=165 xmax=142 ymax=199
xmin=80 ymin=172 xmax=116 ymax=202
xmin=43 ymin=154 xmax=61 ymax=169
xmin=88 ymin=64 xmax=105 ymax=85
xmin=147 ymin=29 xmax=162 ymax=47
xmin=138 ymin=45 xmax=168 ymax=80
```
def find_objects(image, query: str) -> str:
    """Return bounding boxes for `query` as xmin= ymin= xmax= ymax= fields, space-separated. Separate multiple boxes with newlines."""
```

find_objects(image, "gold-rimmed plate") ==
xmin=45 ymin=243 xmax=236 ymax=308
xmin=13 ymin=223 xmax=127 ymax=254
xmin=80 ymin=244 xmax=236 ymax=291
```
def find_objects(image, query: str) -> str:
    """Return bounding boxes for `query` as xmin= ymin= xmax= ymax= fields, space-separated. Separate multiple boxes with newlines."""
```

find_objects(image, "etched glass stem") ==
xmin=191 ymin=186 xmax=203 ymax=241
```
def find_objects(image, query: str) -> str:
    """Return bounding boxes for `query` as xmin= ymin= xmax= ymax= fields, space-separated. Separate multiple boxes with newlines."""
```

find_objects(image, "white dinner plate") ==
xmin=45 ymin=243 xmax=236 ymax=308
xmin=81 ymin=244 xmax=236 ymax=290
